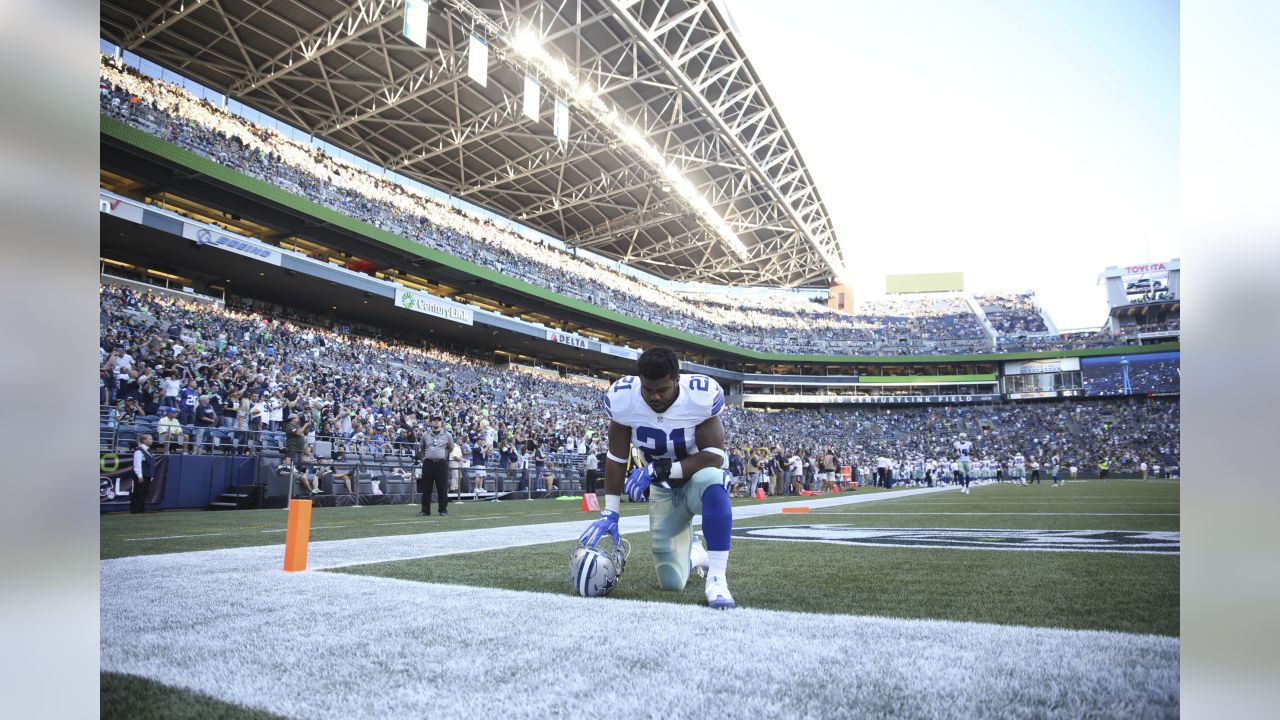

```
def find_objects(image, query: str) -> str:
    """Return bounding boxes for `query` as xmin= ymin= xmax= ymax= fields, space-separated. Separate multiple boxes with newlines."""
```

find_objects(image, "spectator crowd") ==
xmin=100 ymin=54 xmax=1122 ymax=357
xmin=101 ymin=281 xmax=1180 ymax=498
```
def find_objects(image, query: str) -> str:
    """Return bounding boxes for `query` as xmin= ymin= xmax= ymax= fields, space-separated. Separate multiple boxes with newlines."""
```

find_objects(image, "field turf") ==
xmin=101 ymin=479 xmax=1179 ymax=719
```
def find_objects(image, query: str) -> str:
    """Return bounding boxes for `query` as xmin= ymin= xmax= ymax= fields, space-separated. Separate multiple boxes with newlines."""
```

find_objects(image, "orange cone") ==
xmin=580 ymin=493 xmax=600 ymax=512
xmin=754 ymin=488 xmax=766 ymax=500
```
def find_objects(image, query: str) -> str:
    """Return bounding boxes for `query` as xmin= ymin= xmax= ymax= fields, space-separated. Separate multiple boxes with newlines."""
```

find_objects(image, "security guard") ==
xmin=131 ymin=434 xmax=155 ymax=514
xmin=417 ymin=415 xmax=454 ymax=516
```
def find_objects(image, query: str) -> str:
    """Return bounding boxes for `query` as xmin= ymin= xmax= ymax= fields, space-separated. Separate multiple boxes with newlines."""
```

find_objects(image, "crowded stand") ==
xmin=101 ymin=281 xmax=1180 ymax=499
xmin=1117 ymin=317 xmax=1181 ymax=336
xmin=99 ymin=54 xmax=1120 ymax=357
xmin=720 ymin=395 xmax=1178 ymax=493
xmin=995 ymin=330 xmax=1119 ymax=353
xmin=976 ymin=292 xmax=1049 ymax=336
xmin=101 ymin=283 xmax=605 ymax=492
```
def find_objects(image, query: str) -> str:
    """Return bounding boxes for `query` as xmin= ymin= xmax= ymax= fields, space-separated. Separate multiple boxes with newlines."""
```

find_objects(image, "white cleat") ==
xmin=689 ymin=535 xmax=709 ymax=579
xmin=705 ymin=575 xmax=736 ymax=609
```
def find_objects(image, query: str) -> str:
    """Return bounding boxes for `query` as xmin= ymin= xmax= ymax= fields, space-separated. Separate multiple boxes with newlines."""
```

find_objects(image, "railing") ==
xmin=101 ymin=407 xmax=593 ymax=507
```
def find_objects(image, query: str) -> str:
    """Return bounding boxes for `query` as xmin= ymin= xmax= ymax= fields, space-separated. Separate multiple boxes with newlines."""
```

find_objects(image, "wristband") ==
xmin=606 ymin=451 xmax=628 ymax=465
xmin=652 ymin=458 xmax=673 ymax=482
xmin=604 ymin=494 xmax=620 ymax=513
xmin=668 ymin=462 xmax=684 ymax=480
xmin=703 ymin=447 xmax=726 ymax=459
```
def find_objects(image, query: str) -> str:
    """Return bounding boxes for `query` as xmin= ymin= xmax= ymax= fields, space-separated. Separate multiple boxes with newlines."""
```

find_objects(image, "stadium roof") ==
xmin=99 ymin=0 xmax=846 ymax=288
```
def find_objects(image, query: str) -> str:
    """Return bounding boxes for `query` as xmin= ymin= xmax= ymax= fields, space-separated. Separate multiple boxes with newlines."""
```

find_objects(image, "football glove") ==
xmin=624 ymin=464 xmax=653 ymax=502
xmin=579 ymin=509 xmax=620 ymax=548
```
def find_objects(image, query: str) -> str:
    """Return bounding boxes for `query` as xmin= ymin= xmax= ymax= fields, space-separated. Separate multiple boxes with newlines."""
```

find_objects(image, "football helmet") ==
xmin=570 ymin=537 xmax=631 ymax=598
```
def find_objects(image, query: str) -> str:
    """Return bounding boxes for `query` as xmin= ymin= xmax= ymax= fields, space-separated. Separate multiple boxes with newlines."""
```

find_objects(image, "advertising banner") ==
xmin=599 ymin=344 xmax=639 ymax=360
xmin=99 ymin=450 xmax=166 ymax=506
xmin=742 ymin=393 xmax=999 ymax=405
xmin=99 ymin=192 xmax=144 ymax=223
xmin=1081 ymin=351 xmax=1180 ymax=396
xmin=180 ymin=224 xmax=282 ymax=266
xmin=546 ymin=329 xmax=590 ymax=349
xmin=394 ymin=288 xmax=474 ymax=326
xmin=1002 ymin=358 xmax=1080 ymax=375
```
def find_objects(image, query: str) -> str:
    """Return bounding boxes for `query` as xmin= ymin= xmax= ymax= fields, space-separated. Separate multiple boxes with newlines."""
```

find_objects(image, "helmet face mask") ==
xmin=570 ymin=538 xmax=630 ymax=597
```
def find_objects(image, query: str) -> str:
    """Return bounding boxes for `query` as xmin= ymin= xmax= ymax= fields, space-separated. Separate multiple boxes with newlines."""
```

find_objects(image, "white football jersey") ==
xmin=603 ymin=373 xmax=724 ymax=462
xmin=954 ymin=440 xmax=973 ymax=460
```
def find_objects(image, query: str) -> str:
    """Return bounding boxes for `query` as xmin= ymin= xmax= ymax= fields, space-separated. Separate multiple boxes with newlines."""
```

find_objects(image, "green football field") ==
xmin=98 ymin=486 xmax=895 ymax=559
xmin=101 ymin=479 xmax=1179 ymax=719
xmin=334 ymin=480 xmax=1178 ymax=635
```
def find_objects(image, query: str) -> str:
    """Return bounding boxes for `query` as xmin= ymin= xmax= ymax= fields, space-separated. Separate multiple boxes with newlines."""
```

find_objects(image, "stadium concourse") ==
xmin=95 ymin=54 xmax=1186 ymax=357
xmin=101 ymin=283 xmax=1181 ymax=490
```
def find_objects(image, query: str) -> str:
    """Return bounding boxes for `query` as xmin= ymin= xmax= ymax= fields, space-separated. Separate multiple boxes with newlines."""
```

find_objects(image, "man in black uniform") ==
xmin=130 ymin=433 xmax=155 ymax=514
xmin=418 ymin=415 xmax=453 ymax=516
xmin=583 ymin=445 xmax=604 ymax=495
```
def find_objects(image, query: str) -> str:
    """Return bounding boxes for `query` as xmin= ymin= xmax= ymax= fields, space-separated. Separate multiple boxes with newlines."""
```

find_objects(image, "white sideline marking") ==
xmin=101 ymin=484 xmax=1177 ymax=718
xmin=808 ymin=507 xmax=1177 ymax=512
xmin=124 ymin=532 xmax=238 ymax=542
xmin=101 ymin=557 xmax=1178 ymax=720
xmin=370 ymin=520 xmax=435 ymax=526
xmin=895 ymin=499 xmax=1179 ymax=504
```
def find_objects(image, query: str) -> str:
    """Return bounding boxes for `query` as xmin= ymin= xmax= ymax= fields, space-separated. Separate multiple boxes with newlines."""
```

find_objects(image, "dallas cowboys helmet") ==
xmin=570 ymin=538 xmax=630 ymax=598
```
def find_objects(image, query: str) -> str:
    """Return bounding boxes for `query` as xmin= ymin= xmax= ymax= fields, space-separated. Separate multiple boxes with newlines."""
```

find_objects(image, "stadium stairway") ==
xmin=208 ymin=484 xmax=264 ymax=511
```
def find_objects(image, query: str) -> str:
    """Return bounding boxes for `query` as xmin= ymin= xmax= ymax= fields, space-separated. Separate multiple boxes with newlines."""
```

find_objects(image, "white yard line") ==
xmin=101 ymin=484 xmax=1177 ymax=719
xmin=798 ymin=507 xmax=1177 ymax=512
xmin=101 ymin=558 xmax=1178 ymax=720
xmin=123 ymin=532 xmax=240 ymax=542
xmin=259 ymin=524 xmax=348 ymax=533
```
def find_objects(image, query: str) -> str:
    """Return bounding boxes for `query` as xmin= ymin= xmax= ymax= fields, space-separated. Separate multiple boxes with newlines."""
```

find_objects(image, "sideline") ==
xmin=100 ymin=483 xmax=1176 ymax=719
xmin=107 ymin=486 xmax=953 ymax=572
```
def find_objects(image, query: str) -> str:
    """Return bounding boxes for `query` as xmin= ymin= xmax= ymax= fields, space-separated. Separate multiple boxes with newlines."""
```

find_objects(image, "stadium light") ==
xmin=508 ymin=25 xmax=750 ymax=262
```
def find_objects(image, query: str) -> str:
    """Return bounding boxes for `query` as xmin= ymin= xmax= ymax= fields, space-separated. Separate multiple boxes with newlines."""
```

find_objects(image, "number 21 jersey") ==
xmin=603 ymin=373 xmax=724 ymax=462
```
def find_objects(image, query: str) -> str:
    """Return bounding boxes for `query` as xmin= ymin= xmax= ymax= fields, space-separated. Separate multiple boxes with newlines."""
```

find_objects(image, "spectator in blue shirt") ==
xmin=178 ymin=380 xmax=200 ymax=425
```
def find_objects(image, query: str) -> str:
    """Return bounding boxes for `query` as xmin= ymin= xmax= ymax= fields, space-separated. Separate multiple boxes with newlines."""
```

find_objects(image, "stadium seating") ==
xmin=102 ymin=280 xmax=1180 ymax=500
xmin=99 ymin=54 xmax=1136 ymax=357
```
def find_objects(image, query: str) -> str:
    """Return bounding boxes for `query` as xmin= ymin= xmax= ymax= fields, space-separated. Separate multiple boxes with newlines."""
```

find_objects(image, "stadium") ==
xmin=98 ymin=1 xmax=1179 ymax=718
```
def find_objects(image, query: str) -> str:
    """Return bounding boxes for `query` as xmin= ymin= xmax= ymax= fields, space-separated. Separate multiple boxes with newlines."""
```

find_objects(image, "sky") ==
xmin=724 ymin=0 xmax=1180 ymax=329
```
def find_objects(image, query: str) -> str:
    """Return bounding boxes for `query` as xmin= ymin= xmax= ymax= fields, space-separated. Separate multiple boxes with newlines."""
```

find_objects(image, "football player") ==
xmin=579 ymin=346 xmax=736 ymax=609
xmin=954 ymin=432 xmax=974 ymax=495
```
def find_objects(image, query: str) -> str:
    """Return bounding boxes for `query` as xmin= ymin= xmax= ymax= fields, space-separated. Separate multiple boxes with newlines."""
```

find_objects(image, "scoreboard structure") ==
xmin=1097 ymin=259 xmax=1180 ymax=339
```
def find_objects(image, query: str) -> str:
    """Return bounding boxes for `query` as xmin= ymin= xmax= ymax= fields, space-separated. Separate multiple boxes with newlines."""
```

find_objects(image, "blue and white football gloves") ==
xmin=624 ymin=463 xmax=656 ymax=502
xmin=579 ymin=509 xmax=619 ymax=548
xmin=624 ymin=459 xmax=674 ymax=501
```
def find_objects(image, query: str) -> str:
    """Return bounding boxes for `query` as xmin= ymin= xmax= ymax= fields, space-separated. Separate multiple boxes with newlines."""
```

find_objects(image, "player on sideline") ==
xmin=579 ymin=346 xmax=736 ymax=609
xmin=954 ymin=432 xmax=974 ymax=495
